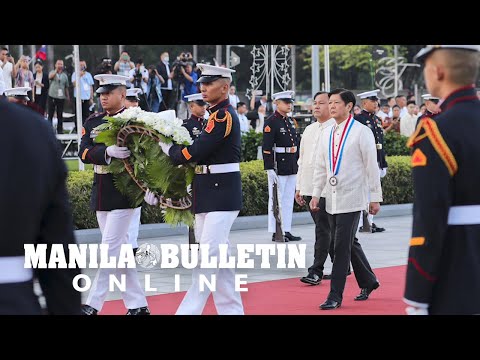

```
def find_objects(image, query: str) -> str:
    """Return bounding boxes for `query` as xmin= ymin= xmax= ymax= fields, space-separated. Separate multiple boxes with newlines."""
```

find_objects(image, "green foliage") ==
xmin=91 ymin=115 xmax=194 ymax=225
xmin=381 ymin=156 xmax=413 ymax=204
xmin=384 ymin=131 xmax=411 ymax=156
xmin=240 ymin=130 xmax=263 ymax=162
xmin=68 ymin=156 xmax=413 ymax=229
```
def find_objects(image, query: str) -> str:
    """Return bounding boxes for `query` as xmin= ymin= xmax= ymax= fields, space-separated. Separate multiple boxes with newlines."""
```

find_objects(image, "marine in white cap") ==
xmin=404 ymin=45 xmax=480 ymax=315
xmin=144 ymin=63 xmax=245 ymax=315
xmin=355 ymin=89 xmax=387 ymax=233
xmin=417 ymin=93 xmax=441 ymax=124
xmin=4 ymin=86 xmax=31 ymax=104
xmin=79 ymin=74 xmax=150 ymax=316
xmin=182 ymin=93 xmax=207 ymax=139
xmin=125 ymin=87 xmax=141 ymax=108
xmin=262 ymin=90 xmax=302 ymax=242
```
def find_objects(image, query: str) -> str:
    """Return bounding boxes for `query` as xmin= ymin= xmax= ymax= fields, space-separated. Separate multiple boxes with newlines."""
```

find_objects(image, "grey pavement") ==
xmin=79 ymin=208 xmax=413 ymax=303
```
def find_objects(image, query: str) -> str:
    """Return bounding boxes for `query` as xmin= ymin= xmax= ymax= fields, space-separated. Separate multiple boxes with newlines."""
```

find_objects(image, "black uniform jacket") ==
xmin=355 ymin=109 xmax=388 ymax=169
xmin=169 ymin=99 xmax=242 ymax=214
xmin=80 ymin=108 xmax=133 ymax=211
xmin=404 ymin=85 xmax=480 ymax=314
xmin=0 ymin=99 xmax=81 ymax=314
xmin=262 ymin=110 xmax=300 ymax=175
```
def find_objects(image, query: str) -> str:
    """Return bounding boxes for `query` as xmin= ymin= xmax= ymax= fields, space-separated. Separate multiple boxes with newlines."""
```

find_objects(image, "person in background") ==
xmin=15 ymin=56 xmax=35 ymax=102
xmin=400 ymin=100 xmax=418 ymax=137
xmin=114 ymin=51 xmax=134 ymax=88
xmin=0 ymin=47 xmax=16 ymax=90
xmin=146 ymin=65 xmax=164 ymax=113
xmin=228 ymin=85 xmax=240 ymax=109
xmin=72 ymin=60 xmax=94 ymax=125
xmin=353 ymin=104 xmax=362 ymax=116
xmin=33 ymin=60 xmax=49 ymax=116
xmin=48 ymin=59 xmax=70 ymax=134
xmin=236 ymin=101 xmax=250 ymax=134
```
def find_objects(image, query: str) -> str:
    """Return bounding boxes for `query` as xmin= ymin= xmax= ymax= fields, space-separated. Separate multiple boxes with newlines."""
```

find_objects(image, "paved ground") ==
xmin=80 ymin=214 xmax=412 ymax=303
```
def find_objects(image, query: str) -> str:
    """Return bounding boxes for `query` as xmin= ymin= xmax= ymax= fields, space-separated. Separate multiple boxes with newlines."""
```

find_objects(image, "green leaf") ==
xmin=95 ymin=129 xmax=118 ymax=146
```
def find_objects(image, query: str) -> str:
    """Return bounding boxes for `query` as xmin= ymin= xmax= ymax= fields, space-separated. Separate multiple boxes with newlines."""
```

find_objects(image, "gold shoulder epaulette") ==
xmin=407 ymin=118 xmax=458 ymax=176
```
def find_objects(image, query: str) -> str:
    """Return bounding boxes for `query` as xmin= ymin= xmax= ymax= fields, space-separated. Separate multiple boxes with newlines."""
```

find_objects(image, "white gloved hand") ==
xmin=405 ymin=306 xmax=429 ymax=315
xmin=186 ymin=184 xmax=192 ymax=195
xmin=159 ymin=141 xmax=172 ymax=156
xmin=267 ymin=169 xmax=278 ymax=184
xmin=144 ymin=189 xmax=159 ymax=206
xmin=106 ymin=145 xmax=131 ymax=159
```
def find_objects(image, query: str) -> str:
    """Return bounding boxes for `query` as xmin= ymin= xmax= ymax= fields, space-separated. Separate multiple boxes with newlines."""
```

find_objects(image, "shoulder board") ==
xmin=85 ymin=111 xmax=106 ymax=124
xmin=407 ymin=117 xmax=458 ymax=176
xmin=213 ymin=109 xmax=227 ymax=122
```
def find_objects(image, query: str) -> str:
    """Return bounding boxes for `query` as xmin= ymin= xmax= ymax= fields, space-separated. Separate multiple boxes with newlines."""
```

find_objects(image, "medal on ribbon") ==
xmin=328 ymin=114 xmax=354 ymax=186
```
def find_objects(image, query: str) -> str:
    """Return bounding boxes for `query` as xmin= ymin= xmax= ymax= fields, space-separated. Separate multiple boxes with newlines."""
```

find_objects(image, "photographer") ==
xmin=128 ymin=59 xmax=149 ymax=110
xmin=1 ymin=47 xmax=17 ymax=90
xmin=146 ymin=65 xmax=164 ymax=113
xmin=114 ymin=51 xmax=134 ymax=88
xmin=94 ymin=57 xmax=114 ymax=112
xmin=71 ymin=60 xmax=94 ymax=125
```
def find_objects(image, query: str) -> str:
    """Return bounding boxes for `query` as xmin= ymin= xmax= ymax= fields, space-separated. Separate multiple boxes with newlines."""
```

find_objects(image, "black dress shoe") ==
xmin=272 ymin=234 xmax=288 ymax=242
xmin=300 ymin=273 xmax=321 ymax=285
xmin=354 ymin=281 xmax=380 ymax=301
xmin=371 ymin=223 xmax=385 ymax=233
xmin=285 ymin=232 xmax=301 ymax=241
xmin=319 ymin=299 xmax=341 ymax=310
xmin=126 ymin=306 xmax=151 ymax=315
xmin=81 ymin=304 xmax=98 ymax=315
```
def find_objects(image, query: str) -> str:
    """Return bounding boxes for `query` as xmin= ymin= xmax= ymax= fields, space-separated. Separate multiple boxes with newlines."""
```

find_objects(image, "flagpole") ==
xmin=73 ymin=45 xmax=84 ymax=171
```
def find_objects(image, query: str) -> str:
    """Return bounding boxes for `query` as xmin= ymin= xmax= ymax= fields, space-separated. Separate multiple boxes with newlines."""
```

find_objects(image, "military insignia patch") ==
xmin=205 ymin=119 xmax=215 ymax=133
xmin=411 ymin=148 xmax=427 ymax=167
xmin=265 ymin=125 xmax=271 ymax=133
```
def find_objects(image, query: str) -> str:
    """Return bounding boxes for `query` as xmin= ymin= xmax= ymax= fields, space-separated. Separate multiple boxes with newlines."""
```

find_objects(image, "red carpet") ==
xmin=101 ymin=265 xmax=407 ymax=315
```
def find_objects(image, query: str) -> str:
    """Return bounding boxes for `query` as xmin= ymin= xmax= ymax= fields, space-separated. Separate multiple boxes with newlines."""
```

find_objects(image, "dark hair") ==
xmin=34 ymin=60 xmax=43 ymax=66
xmin=392 ymin=104 xmax=400 ymax=110
xmin=328 ymin=88 xmax=356 ymax=110
xmin=313 ymin=91 xmax=328 ymax=100
xmin=407 ymin=100 xmax=416 ymax=106
xmin=237 ymin=102 xmax=246 ymax=109
xmin=1 ymin=47 xmax=8 ymax=52
xmin=148 ymin=64 xmax=156 ymax=71
xmin=387 ymin=96 xmax=393 ymax=101
xmin=395 ymin=95 xmax=406 ymax=100
xmin=136 ymin=58 xmax=143 ymax=65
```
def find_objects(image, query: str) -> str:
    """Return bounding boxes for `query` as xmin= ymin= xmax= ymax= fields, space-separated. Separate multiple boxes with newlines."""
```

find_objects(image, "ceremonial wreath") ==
xmin=93 ymin=108 xmax=195 ymax=226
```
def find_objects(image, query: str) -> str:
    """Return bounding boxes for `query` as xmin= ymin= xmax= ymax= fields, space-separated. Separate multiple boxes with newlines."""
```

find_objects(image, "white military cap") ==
xmin=272 ymin=90 xmax=295 ymax=102
xmin=358 ymin=89 xmax=381 ymax=100
xmin=421 ymin=93 xmax=440 ymax=101
xmin=196 ymin=63 xmax=235 ymax=83
xmin=94 ymin=74 xmax=129 ymax=93
xmin=414 ymin=45 xmax=480 ymax=62
xmin=3 ymin=86 xmax=31 ymax=101
xmin=126 ymin=88 xmax=142 ymax=100
xmin=185 ymin=93 xmax=206 ymax=104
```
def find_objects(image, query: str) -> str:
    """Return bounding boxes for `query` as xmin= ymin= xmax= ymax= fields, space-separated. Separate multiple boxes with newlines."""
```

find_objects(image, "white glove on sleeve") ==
xmin=159 ymin=141 xmax=172 ymax=156
xmin=106 ymin=145 xmax=131 ymax=159
xmin=144 ymin=189 xmax=159 ymax=206
xmin=267 ymin=169 xmax=279 ymax=184
xmin=186 ymin=184 xmax=192 ymax=195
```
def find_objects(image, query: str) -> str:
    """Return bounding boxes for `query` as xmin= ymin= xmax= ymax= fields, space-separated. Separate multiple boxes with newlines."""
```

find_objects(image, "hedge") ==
xmin=384 ymin=131 xmax=410 ymax=156
xmin=67 ymin=156 xmax=413 ymax=229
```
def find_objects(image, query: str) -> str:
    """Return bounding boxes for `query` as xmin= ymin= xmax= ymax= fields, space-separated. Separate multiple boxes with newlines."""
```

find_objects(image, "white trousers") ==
xmin=267 ymin=174 xmax=296 ymax=233
xmin=127 ymin=207 xmax=141 ymax=249
xmin=176 ymin=211 xmax=244 ymax=315
xmin=359 ymin=167 xmax=387 ymax=227
xmin=86 ymin=209 xmax=148 ymax=311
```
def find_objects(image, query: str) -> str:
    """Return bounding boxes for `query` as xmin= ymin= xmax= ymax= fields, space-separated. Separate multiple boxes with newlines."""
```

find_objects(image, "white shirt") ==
xmin=296 ymin=118 xmax=335 ymax=196
xmin=229 ymin=94 xmax=240 ymax=109
xmin=0 ymin=61 xmax=13 ymax=89
xmin=255 ymin=113 xmax=265 ymax=133
xmin=400 ymin=106 xmax=408 ymax=118
xmin=128 ymin=67 xmax=149 ymax=94
xmin=376 ymin=110 xmax=389 ymax=121
xmin=400 ymin=113 xmax=418 ymax=137
xmin=0 ymin=66 xmax=5 ymax=95
xmin=238 ymin=113 xmax=250 ymax=134
xmin=312 ymin=117 xmax=383 ymax=215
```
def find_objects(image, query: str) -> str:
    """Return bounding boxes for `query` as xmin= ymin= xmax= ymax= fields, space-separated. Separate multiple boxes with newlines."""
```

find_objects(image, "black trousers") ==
xmin=160 ymin=89 xmax=173 ymax=111
xmin=47 ymin=97 xmax=65 ymax=133
xmin=327 ymin=211 xmax=376 ymax=302
xmin=305 ymin=196 xmax=334 ymax=277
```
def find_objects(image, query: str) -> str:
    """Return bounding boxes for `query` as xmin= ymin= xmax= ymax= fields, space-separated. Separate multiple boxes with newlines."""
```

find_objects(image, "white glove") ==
xmin=186 ymin=184 xmax=192 ymax=195
xmin=405 ymin=306 xmax=429 ymax=315
xmin=144 ymin=189 xmax=159 ymax=206
xmin=267 ymin=169 xmax=278 ymax=184
xmin=106 ymin=145 xmax=131 ymax=159
xmin=159 ymin=141 xmax=172 ymax=156
xmin=380 ymin=167 xmax=387 ymax=178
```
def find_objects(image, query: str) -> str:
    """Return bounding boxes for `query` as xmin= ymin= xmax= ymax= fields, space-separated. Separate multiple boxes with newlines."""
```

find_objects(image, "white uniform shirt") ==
xmin=400 ymin=113 xmax=418 ymax=137
xmin=296 ymin=118 xmax=335 ymax=196
xmin=312 ymin=117 xmax=383 ymax=215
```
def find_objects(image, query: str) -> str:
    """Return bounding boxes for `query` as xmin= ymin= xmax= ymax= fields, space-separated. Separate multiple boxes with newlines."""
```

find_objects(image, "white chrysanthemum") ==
xmin=115 ymin=106 xmax=143 ymax=120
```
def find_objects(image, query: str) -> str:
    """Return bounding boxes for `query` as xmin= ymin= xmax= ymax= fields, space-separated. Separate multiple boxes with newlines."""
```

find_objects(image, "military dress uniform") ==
xmin=355 ymin=90 xmax=388 ymax=232
xmin=416 ymin=94 xmax=440 ymax=127
xmin=79 ymin=74 xmax=149 ymax=315
xmin=182 ymin=114 xmax=205 ymax=139
xmin=263 ymin=91 xmax=301 ymax=240
xmin=0 ymin=99 xmax=81 ymax=315
xmin=404 ymin=45 xmax=480 ymax=314
xmin=165 ymin=64 xmax=244 ymax=315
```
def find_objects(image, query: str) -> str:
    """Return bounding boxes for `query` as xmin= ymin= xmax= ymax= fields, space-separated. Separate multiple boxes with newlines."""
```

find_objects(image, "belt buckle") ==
xmin=194 ymin=165 xmax=203 ymax=174
xmin=376 ymin=144 xmax=382 ymax=150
